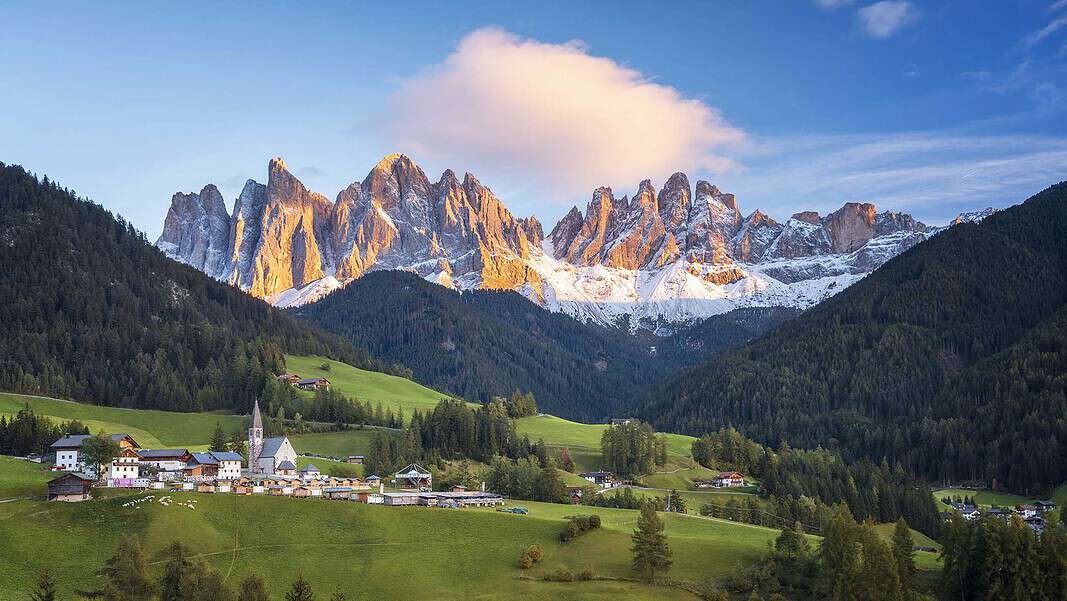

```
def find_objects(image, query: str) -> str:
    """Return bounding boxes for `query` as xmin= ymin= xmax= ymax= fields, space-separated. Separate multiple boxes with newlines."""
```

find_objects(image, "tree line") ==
xmin=0 ymin=404 xmax=88 ymax=456
xmin=600 ymin=421 xmax=668 ymax=479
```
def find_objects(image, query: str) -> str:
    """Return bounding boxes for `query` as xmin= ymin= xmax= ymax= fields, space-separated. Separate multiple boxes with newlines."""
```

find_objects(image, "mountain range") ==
xmin=157 ymin=155 xmax=962 ymax=331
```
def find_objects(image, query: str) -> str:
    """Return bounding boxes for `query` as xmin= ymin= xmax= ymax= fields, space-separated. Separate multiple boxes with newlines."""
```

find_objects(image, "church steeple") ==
xmin=248 ymin=399 xmax=264 ymax=473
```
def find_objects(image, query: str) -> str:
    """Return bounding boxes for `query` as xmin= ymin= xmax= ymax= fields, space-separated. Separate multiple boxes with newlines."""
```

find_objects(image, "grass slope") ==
xmin=0 ymin=461 xmax=788 ymax=601
xmin=931 ymin=488 xmax=1039 ymax=508
xmin=285 ymin=354 xmax=452 ymax=415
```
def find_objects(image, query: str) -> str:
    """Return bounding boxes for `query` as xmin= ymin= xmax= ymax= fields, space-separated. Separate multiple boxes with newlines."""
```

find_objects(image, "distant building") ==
xmin=47 ymin=472 xmax=94 ymax=502
xmin=296 ymin=377 xmax=331 ymax=391
xmin=714 ymin=472 xmax=746 ymax=488
xmin=186 ymin=451 xmax=244 ymax=481
xmin=347 ymin=455 xmax=365 ymax=465
xmin=275 ymin=460 xmax=298 ymax=476
xmin=610 ymin=418 xmax=635 ymax=425
xmin=301 ymin=464 xmax=321 ymax=480
xmin=276 ymin=373 xmax=301 ymax=384
xmin=137 ymin=449 xmax=192 ymax=472
xmin=107 ymin=456 xmax=140 ymax=485
xmin=951 ymin=503 xmax=980 ymax=520
xmin=1035 ymin=500 xmax=1057 ymax=512
xmin=49 ymin=433 xmax=140 ymax=471
xmin=258 ymin=437 xmax=298 ymax=475
xmin=579 ymin=471 xmax=617 ymax=488
xmin=395 ymin=464 xmax=432 ymax=490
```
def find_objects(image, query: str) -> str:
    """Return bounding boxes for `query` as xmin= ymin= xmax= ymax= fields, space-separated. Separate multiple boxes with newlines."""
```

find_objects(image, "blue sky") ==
xmin=2 ymin=1 xmax=1066 ymax=236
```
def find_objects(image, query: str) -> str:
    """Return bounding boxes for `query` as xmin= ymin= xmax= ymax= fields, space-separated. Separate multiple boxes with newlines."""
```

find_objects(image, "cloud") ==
xmin=720 ymin=132 xmax=1067 ymax=224
xmin=1051 ymin=0 xmax=1067 ymax=11
xmin=815 ymin=0 xmax=854 ymax=9
xmin=858 ymin=1 xmax=918 ymax=38
xmin=383 ymin=27 xmax=746 ymax=203
xmin=1023 ymin=16 xmax=1067 ymax=47
xmin=299 ymin=165 xmax=326 ymax=177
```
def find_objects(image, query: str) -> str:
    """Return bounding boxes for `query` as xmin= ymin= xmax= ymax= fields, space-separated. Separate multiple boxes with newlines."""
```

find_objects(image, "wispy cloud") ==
xmin=1023 ymin=16 xmax=1067 ymax=47
xmin=858 ymin=1 xmax=918 ymax=38
xmin=815 ymin=0 xmax=854 ymax=9
xmin=383 ymin=27 xmax=746 ymax=204
xmin=721 ymin=132 xmax=1067 ymax=224
xmin=1051 ymin=0 xmax=1067 ymax=12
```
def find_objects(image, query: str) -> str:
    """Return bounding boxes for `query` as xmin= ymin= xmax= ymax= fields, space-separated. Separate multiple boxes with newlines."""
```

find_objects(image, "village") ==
xmin=44 ymin=400 xmax=507 ymax=509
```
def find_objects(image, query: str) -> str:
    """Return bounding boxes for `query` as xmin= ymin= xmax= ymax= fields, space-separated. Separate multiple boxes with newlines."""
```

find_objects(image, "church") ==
xmin=248 ymin=400 xmax=298 ymax=475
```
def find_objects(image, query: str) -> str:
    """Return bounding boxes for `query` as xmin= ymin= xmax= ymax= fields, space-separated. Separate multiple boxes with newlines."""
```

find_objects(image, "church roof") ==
xmin=260 ymin=436 xmax=289 ymax=458
xmin=252 ymin=399 xmax=263 ymax=431
xmin=302 ymin=463 xmax=319 ymax=472
xmin=276 ymin=460 xmax=296 ymax=470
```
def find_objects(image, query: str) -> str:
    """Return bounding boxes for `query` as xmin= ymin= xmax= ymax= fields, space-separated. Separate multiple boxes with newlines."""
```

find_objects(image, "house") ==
xmin=137 ymin=449 xmax=192 ymax=472
xmin=296 ymin=377 xmax=331 ymax=391
xmin=382 ymin=492 xmax=421 ymax=506
xmin=450 ymin=485 xmax=468 ymax=493
xmin=1017 ymin=504 xmax=1039 ymax=519
xmin=1024 ymin=516 xmax=1046 ymax=535
xmin=579 ymin=471 xmax=616 ymax=488
xmin=48 ymin=433 xmax=141 ymax=471
xmin=196 ymin=482 xmax=217 ymax=494
xmin=300 ymin=464 xmax=321 ymax=480
xmin=395 ymin=464 xmax=433 ymax=490
xmin=257 ymin=436 xmax=298 ymax=475
xmin=1035 ymin=500 xmax=1057 ymax=512
xmin=107 ymin=456 xmax=140 ymax=486
xmin=210 ymin=452 xmax=243 ymax=480
xmin=47 ymin=472 xmax=94 ymax=502
xmin=714 ymin=472 xmax=746 ymax=488
xmin=610 ymin=418 xmax=635 ymax=425
xmin=276 ymin=373 xmax=301 ymax=384
xmin=365 ymin=475 xmax=382 ymax=487
xmin=347 ymin=455 xmax=365 ymax=465
xmin=987 ymin=507 xmax=1013 ymax=520
xmin=952 ymin=503 xmax=981 ymax=520
xmin=693 ymin=479 xmax=716 ymax=489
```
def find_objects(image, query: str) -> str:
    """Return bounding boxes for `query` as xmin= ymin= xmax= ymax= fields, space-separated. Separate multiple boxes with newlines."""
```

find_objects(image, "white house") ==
xmin=107 ymin=456 xmax=140 ymax=485
xmin=50 ymin=435 xmax=92 ymax=470
xmin=212 ymin=451 xmax=243 ymax=480
xmin=258 ymin=436 xmax=298 ymax=475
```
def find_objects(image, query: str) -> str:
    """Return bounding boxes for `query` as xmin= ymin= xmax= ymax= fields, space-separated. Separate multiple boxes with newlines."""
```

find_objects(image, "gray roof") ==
xmin=210 ymin=451 xmax=243 ymax=462
xmin=50 ymin=434 xmax=91 ymax=449
xmin=191 ymin=453 xmax=219 ymax=465
xmin=302 ymin=463 xmax=319 ymax=472
xmin=138 ymin=449 xmax=189 ymax=459
xmin=276 ymin=460 xmax=297 ymax=470
xmin=260 ymin=436 xmax=288 ymax=458
xmin=297 ymin=377 xmax=328 ymax=385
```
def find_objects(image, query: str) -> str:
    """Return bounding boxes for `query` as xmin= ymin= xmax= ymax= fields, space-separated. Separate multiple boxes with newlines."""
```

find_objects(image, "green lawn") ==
xmin=0 ymin=470 xmax=791 ymax=601
xmin=0 ymin=456 xmax=53 ymax=500
xmin=516 ymin=416 xmax=696 ymax=458
xmin=0 ymin=392 xmax=244 ymax=447
xmin=284 ymin=355 xmax=454 ymax=416
xmin=288 ymin=428 xmax=395 ymax=459
xmin=932 ymin=487 xmax=1039 ymax=508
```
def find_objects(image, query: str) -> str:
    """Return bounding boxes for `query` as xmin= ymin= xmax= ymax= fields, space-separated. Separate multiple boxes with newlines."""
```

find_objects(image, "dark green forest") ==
xmin=0 ymin=163 xmax=389 ymax=413
xmin=640 ymin=182 xmax=1067 ymax=493
xmin=291 ymin=270 xmax=791 ymax=421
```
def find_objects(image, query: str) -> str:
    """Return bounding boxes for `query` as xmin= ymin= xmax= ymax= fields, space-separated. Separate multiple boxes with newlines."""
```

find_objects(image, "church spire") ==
xmin=248 ymin=398 xmax=264 ymax=473
xmin=252 ymin=398 xmax=263 ymax=430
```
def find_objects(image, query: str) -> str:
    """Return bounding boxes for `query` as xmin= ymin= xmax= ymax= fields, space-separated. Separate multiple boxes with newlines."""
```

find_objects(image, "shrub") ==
xmin=518 ymin=552 xmax=533 ymax=570
xmin=578 ymin=566 xmax=595 ymax=581
xmin=526 ymin=544 xmax=544 ymax=563
xmin=553 ymin=566 xmax=574 ymax=582
xmin=588 ymin=514 xmax=601 ymax=529
xmin=560 ymin=521 xmax=580 ymax=542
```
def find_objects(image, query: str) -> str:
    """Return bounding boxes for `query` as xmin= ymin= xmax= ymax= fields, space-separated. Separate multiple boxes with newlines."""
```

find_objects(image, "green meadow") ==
xmin=931 ymin=487 xmax=1041 ymax=508
xmin=0 ymin=455 xmax=787 ymax=600
xmin=284 ymin=354 xmax=453 ymax=415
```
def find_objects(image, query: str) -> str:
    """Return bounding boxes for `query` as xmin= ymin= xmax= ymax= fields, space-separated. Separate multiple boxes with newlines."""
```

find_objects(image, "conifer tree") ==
xmin=30 ymin=570 xmax=56 ymax=601
xmin=210 ymin=422 xmax=228 ymax=452
xmin=99 ymin=535 xmax=153 ymax=601
xmin=238 ymin=573 xmax=269 ymax=601
xmin=158 ymin=542 xmax=194 ymax=601
xmin=631 ymin=503 xmax=672 ymax=582
xmin=285 ymin=576 xmax=314 ymax=601
xmin=890 ymin=517 xmax=916 ymax=592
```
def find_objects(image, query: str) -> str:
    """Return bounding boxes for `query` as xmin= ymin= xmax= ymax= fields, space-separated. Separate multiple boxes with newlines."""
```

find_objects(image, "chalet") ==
xmin=693 ymin=479 xmax=716 ymax=489
xmin=610 ymin=418 xmax=635 ymax=425
xmin=714 ymin=472 xmax=746 ymax=488
xmin=324 ymin=487 xmax=353 ymax=500
xmin=276 ymin=373 xmax=302 ymax=384
xmin=1017 ymin=504 xmax=1039 ymax=519
xmin=395 ymin=464 xmax=433 ymax=490
xmin=107 ymin=456 xmax=140 ymax=486
xmin=952 ymin=503 xmax=981 ymax=520
xmin=47 ymin=472 xmax=94 ymax=502
xmin=196 ymin=482 xmax=217 ymax=494
xmin=138 ymin=449 xmax=192 ymax=472
xmin=257 ymin=436 xmax=298 ymax=475
xmin=365 ymin=475 xmax=382 ymax=487
xmin=347 ymin=455 xmax=365 ymax=465
xmin=579 ymin=471 xmax=616 ymax=488
xmin=296 ymin=377 xmax=331 ymax=391
xmin=300 ymin=464 xmax=321 ymax=480
xmin=48 ymin=433 xmax=141 ymax=471
xmin=1035 ymin=500 xmax=1057 ymax=512
xmin=186 ymin=451 xmax=243 ymax=481
xmin=986 ymin=507 xmax=1013 ymax=520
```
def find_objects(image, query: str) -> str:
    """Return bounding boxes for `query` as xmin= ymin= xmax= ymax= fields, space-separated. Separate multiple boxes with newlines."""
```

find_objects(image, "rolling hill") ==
xmin=639 ymin=182 xmax=1067 ymax=493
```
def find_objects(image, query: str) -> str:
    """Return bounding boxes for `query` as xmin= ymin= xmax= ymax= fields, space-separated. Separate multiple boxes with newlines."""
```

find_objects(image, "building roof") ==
xmin=365 ymin=474 xmax=381 ymax=480
xmin=297 ymin=377 xmax=329 ymax=385
xmin=48 ymin=472 xmax=95 ymax=484
xmin=276 ymin=460 xmax=297 ymax=470
xmin=395 ymin=463 xmax=431 ymax=478
xmin=191 ymin=452 xmax=219 ymax=465
xmin=302 ymin=464 xmax=319 ymax=472
xmin=210 ymin=451 xmax=243 ymax=462
xmin=252 ymin=399 xmax=263 ymax=431
xmin=111 ymin=433 xmax=140 ymax=448
xmin=260 ymin=436 xmax=289 ymax=458
xmin=138 ymin=449 xmax=189 ymax=459
xmin=50 ymin=434 xmax=91 ymax=449
xmin=717 ymin=471 xmax=744 ymax=478
xmin=580 ymin=471 xmax=614 ymax=478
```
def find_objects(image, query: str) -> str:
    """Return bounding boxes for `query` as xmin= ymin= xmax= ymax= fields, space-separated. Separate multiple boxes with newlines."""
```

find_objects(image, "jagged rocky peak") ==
xmin=157 ymin=184 xmax=231 ymax=278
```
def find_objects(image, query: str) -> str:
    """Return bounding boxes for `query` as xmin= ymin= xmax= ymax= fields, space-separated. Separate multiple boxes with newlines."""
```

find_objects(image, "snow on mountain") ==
xmin=157 ymin=155 xmax=946 ymax=332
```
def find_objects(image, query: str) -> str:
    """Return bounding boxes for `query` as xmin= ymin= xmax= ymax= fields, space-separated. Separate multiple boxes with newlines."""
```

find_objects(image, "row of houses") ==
xmin=945 ymin=501 xmax=1058 ymax=534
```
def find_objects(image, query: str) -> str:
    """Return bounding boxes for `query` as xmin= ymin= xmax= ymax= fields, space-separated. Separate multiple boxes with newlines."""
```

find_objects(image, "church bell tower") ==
xmin=248 ymin=399 xmax=264 ymax=473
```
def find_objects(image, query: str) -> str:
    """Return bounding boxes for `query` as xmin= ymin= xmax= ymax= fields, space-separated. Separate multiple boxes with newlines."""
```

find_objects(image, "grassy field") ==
xmin=932 ymin=487 xmax=1040 ymax=508
xmin=284 ymin=355 xmax=453 ymax=416
xmin=516 ymin=416 xmax=696 ymax=457
xmin=0 ymin=456 xmax=791 ymax=601
xmin=288 ymin=428 xmax=393 ymax=459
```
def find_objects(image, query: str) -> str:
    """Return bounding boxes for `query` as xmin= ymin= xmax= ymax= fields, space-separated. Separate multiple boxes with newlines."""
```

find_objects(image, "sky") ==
xmin=2 ymin=0 xmax=1066 ymax=238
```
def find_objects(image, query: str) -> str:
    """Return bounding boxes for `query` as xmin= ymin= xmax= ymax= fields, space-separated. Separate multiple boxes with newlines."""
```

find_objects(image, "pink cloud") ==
xmin=384 ymin=28 xmax=746 ymax=203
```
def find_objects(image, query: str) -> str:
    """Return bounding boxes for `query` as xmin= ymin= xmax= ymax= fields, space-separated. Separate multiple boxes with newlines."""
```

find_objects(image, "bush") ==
xmin=518 ymin=552 xmax=533 ymax=570
xmin=560 ymin=521 xmax=580 ymax=542
xmin=553 ymin=566 xmax=574 ymax=582
xmin=319 ymin=362 xmax=331 ymax=371
xmin=589 ymin=514 xmax=601 ymax=529
xmin=526 ymin=544 xmax=544 ymax=563
xmin=578 ymin=566 xmax=595 ymax=581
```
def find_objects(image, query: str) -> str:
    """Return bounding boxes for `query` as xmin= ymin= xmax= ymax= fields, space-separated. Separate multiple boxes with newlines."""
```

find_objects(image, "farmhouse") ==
xmin=300 ymin=464 xmax=321 ymax=480
xmin=185 ymin=451 xmax=244 ymax=481
xmin=47 ymin=472 xmax=94 ymax=502
xmin=49 ymin=433 xmax=141 ymax=471
xmin=579 ymin=471 xmax=617 ymax=488
xmin=138 ymin=449 xmax=192 ymax=473
xmin=296 ymin=377 xmax=331 ymax=391
xmin=276 ymin=373 xmax=301 ymax=384
xmin=347 ymin=455 xmax=365 ymax=465
xmin=714 ymin=471 xmax=746 ymax=488
xmin=395 ymin=464 xmax=432 ymax=490
xmin=951 ymin=503 xmax=980 ymax=520
xmin=107 ymin=456 xmax=140 ymax=486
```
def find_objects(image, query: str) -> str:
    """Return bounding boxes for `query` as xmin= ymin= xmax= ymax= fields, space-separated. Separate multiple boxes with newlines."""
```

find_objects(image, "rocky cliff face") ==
xmin=157 ymin=155 xmax=541 ymax=306
xmin=158 ymin=155 xmax=947 ymax=331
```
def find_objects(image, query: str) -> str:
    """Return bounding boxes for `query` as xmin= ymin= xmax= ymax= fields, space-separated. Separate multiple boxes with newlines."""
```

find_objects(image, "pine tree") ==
xmin=890 ymin=517 xmax=915 ymax=592
xmin=285 ymin=576 xmax=314 ymax=601
xmin=329 ymin=592 xmax=346 ymax=601
xmin=30 ymin=570 xmax=56 ymax=601
xmin=158 ymin=542 xmax=194 ymax=601
xmin=631 ymin=503 xmax=672 ymax=582
xmin=99 ymin=535 xmax=154 ymax=601
xmin=209 ymin=422 xmax=228 ymax=452
xmin=237 ymin=573 xmax=269 ymax=601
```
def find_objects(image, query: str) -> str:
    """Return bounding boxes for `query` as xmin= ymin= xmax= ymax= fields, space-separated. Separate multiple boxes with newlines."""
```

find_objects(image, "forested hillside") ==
xmin=0 ymin=163 xmax=391 ymax=413
xmin=640 ymin=182 xmax=1067 ymax=493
